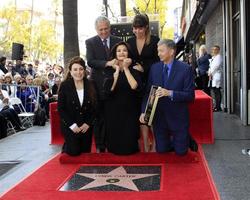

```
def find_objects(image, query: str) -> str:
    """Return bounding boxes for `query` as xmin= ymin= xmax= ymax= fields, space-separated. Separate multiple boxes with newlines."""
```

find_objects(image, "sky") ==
xmin=77 ymin=0 xmax=183 ymax=55
xmin=166 ymin=0 xmax=183 ymax=26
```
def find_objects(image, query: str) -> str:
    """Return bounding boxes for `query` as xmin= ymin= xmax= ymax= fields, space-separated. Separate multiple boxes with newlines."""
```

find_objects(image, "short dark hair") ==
xmin=132 ymin=14 xmax=149 ymax=28
xmin=48 ymin=72 xmax=54 ymax=77
xmin=213 ymin=45 xmax=220 ymax=50
xmin=0 ymin=56 xmax=6 ymax=63
xmin=132 ymin=14 xmax=151 ymax=45
xmin=110 ymin=41 xmax=133 ymax=61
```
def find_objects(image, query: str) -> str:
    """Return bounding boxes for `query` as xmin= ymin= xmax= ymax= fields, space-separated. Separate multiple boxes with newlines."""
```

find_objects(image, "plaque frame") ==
xmin=144 ymin=85 xmax=159 ymax=126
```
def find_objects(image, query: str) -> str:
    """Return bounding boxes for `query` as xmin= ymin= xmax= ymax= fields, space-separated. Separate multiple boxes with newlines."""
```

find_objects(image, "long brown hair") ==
xmin=64 ymin=56 xmax=86 ymax=81
xmin=132 ymin=14 xmax=151 ymax=45
xmin=63 ymin=56 xmax=96 ymax=106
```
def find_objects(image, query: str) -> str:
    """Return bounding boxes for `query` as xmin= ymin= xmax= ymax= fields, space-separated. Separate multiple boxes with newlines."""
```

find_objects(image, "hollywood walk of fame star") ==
xmin=76 ymin=166 xmax=159 ymax=191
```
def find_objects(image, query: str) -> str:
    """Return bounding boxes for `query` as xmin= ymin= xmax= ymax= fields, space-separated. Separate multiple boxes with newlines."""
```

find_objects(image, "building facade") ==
xmin=181 ymin=0 xmax=250 ymax=125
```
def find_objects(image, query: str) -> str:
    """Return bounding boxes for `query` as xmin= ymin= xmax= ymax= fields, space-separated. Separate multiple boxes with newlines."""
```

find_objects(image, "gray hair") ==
xmin=95 ymin=16 xmax=110 ymax=29
xmin=199 ymin=44 xmax=207 ymax=57
xmin=158 ymin=39 xmax=177 ymax=51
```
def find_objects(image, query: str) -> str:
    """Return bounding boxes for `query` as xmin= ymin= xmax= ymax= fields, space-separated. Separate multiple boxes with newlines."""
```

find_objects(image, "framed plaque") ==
xmin=144 ymin=85 xmax=159 ymax=126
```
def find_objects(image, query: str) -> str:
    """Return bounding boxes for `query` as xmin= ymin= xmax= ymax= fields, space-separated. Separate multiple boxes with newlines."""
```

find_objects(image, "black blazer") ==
xmin=127 ymin=35 xmax=160 ymax=80
xmin=85 ymin=35 xmax=122 ymax=99
xmin=57 ymin=78 xmax=96 ymax=135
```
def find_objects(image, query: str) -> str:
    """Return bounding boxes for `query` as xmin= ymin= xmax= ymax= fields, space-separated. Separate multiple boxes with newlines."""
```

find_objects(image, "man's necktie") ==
xmin=103 ymin=39 xmax=110 ymax=58
xmin=162 ymin=64 xmax=169 ymax=88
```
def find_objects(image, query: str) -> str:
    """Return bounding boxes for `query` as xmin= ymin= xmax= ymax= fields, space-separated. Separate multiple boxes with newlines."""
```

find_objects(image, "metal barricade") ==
xmin=1 ymin=83 xmax=40 ymax=113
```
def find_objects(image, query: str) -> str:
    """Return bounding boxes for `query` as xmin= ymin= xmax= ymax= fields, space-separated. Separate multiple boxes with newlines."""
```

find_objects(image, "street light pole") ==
xmin=103 ymin=0 xmax=108 ymax=17
xmin=120 ymin=0 xmax=126 ymax=16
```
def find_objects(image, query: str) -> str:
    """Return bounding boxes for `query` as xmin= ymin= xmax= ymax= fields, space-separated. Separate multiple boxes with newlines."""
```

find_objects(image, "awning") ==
xmin=198 ymin=0 xmax=220 ymax=25
xmin=175 ymin=37 xmax=185 ymax=57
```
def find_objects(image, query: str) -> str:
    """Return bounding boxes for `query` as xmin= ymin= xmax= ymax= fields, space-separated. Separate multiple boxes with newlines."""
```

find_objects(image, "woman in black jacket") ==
xmin=58 ymin=57 xmax=96 ymax=156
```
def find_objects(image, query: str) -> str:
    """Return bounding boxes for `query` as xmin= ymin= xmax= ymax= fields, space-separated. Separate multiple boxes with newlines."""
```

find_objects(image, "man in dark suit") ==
xmin=85 ymin=16 xmax=122 ymax=152
xmin=140 ymin=39 xmax=195 ymax=155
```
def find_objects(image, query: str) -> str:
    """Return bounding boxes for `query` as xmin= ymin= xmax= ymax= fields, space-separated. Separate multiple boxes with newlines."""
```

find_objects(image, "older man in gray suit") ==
xmin=85 ymin=16 xmax=122 ymax=153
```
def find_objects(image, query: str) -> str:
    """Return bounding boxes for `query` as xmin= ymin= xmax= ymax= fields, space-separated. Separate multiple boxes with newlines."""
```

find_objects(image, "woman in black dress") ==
xmin=103 ymin=41 xmax=142 ymax=155
xmin=127 ymin=14 xmax=160 ymax=152
xmin=58 ymin=57 xmax=96 ymax=156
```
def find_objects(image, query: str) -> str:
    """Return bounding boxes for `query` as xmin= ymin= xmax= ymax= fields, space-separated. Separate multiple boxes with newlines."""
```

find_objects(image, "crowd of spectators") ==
xmin=0 ymin=57 xmax=63 ymax=139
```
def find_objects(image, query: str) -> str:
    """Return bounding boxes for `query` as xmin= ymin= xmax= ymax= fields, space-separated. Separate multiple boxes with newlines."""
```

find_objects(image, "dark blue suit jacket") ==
xmin=142 ymin=59 xmax=195 ymax=131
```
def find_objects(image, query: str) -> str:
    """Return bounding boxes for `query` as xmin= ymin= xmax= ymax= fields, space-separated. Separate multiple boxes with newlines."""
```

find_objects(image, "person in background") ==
xmin=13 ymin=74 xmax=22 ymax=84
xmin=0 ymin=113 xmax=8 ymax=139
xmin=208 ymin=45 xmax=223 ymax=112
xmin=32 ymin=77 xmax=46 ymax=110
xmin=53 ymin=64 xmax=64 ymax=77
xmin=0 ymin=75 xmax=4 ymax=89
xmin=127 ymin=14 xmax=160 ymax=152
xmin=33 ymin=60 xmax=40 ymax=73
xmin=6 ymin=61 xmax=16 ymax=77
xmin=57 ymin=56 xmax=96 ymax=156
xmin=16 ymin=76 xmax=35 ymax=112
xmin=139 ymin=39 xmax=195 ymax=155
xmin=47 ymin=72 xmax=55 ymax=89
xmin=0 ymin=83 xmax=25 ymax=131
xmin=27 ymin=64 xmax=36 ymax=78
xmin=14 ymin=60 xmax=27 ymax=77
xmin=0 ymin=57 xmax=7 ymax=74
xmin=85 ymin=15 xmax=122 ymax=153
xmin=197 ymin=45 xmax=211 ymax=95
xmin=51 ymin=76 xmax=61 ymax=97
xmin=45 ymin=76 xmax=61 ymax=118
xmin=4 ymin=73 xmax=15 ymax=98
xmin=103 ymin=41 xmax=142 ymax=155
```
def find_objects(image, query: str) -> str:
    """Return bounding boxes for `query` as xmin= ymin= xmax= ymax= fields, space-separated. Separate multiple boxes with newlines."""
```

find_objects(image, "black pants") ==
xmin=0 ymin=114 xmax=7 ymax=139
xmin=212 ymin=87 xmax=222 ymax=110
xmin=200 ymin=74 xmax=210 ymax=96
xmin=93 ymin=101 xmax=106 ymax=150
xmin=62 ymin=128 xmax=93 ymax=156
xmin=0 ymin=108 xmax=21 ymax=129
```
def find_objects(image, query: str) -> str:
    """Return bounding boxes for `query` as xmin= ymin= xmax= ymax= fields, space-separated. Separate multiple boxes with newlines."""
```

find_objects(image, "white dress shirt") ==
xmin=69 ymin=88 xmax=84 ymax=130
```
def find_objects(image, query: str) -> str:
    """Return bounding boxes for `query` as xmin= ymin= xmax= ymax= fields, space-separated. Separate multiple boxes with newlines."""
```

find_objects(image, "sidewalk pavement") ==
xmin=0 ymin=112 xmax=250 ymax=200
xmin=0 ymin=124 xmax=61 ymax=194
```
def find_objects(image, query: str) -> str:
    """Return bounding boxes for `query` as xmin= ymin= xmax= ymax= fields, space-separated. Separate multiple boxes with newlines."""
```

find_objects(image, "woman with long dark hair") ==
xmin=103 ymin=41 xmax=142 ymax=155
xmin=58 ymin=56 xmax=96 ymax=156
xmin=127 ymin=14 xmax=160 ymax=152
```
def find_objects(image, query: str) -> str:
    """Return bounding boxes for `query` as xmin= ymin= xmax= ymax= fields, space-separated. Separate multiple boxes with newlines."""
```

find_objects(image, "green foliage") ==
xmin=31 ymin=20 xmax=63 ymax=61
xmin=0 ymin=6 xmax=62 ymax=62
xmin=126 ymin=0 xmax=171 ymax=38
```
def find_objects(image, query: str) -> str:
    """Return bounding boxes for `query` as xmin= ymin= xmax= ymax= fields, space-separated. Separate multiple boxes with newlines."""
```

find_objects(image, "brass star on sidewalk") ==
xmin=77 ymin=166 xmax=158 ymax=191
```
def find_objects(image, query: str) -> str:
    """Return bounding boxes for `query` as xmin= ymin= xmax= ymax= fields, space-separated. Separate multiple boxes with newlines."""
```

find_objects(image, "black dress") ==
xmin=103 ymin=66 xmax=142 ymax=155
xmin=127 ymin=35 xmax=160 ymax=82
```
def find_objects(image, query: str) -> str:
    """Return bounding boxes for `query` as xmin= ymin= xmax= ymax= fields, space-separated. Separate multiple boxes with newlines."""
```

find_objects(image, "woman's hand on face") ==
xmin=107 ymin=59 xmax=118 ymax=69
xmin=114 ymin=64 xmax=120 ymax=72
xmin=123 ymin=58 xmax=132 ymax=69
